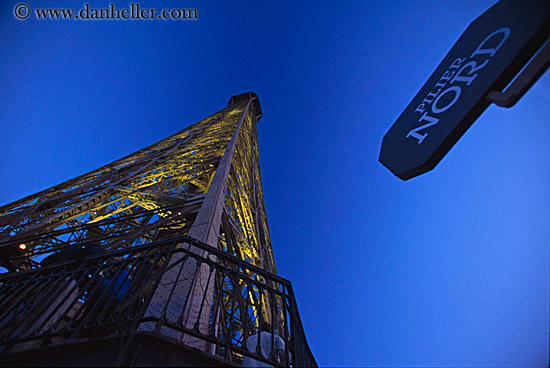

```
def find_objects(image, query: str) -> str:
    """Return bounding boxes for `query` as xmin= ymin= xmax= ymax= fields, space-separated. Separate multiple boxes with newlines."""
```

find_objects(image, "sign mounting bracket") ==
xmin=486 ymin=39 xmax=550 ymax=107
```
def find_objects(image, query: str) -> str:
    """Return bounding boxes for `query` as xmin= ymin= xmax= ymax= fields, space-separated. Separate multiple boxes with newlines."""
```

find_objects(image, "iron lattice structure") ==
xmin=0 ymin=92 xmax=272 ymax=273
xmin=0 ymin=92 xmax=316 ymax=366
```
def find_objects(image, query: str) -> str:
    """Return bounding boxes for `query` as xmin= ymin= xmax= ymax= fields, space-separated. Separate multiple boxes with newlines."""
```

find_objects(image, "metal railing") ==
xmin=0 ymin=236 xmax=316 ymax=367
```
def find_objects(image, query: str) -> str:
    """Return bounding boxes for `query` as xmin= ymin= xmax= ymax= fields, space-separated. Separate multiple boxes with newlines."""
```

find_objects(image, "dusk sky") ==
xmin=1 ymin=1 xmax=548 ymax=366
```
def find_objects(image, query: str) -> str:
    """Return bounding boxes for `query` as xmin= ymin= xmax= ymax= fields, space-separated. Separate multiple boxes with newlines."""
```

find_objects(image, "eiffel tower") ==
xmin=0 ymin=92 xmax=316 ymax=367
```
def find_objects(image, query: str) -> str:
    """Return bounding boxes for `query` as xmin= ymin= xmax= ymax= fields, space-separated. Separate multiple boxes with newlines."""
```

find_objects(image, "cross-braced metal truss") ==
xmin=0 ymin=92 xmax=316 ymax=365
xmin=0 ymin=92 xmax=273 ymax=275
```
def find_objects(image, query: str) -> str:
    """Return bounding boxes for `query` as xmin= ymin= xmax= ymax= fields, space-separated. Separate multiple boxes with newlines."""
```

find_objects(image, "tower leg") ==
xmin=140 ymin=99 xmax=253 ymax=352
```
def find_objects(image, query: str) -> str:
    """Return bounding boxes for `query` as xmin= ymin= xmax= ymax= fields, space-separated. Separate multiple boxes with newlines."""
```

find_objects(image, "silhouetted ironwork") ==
xmin=0 ymin=236 xmax=316 ymax=367
xmin=0 ymin=93 xmax=316 ymax=366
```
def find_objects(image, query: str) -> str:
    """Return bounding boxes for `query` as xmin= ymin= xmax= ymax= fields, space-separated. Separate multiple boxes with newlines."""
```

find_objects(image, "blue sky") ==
xmin=1 ymin=1 xmax=548 ymax=366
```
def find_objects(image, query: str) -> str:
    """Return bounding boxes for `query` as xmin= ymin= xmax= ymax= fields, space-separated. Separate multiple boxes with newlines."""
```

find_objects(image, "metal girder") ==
xmin=0 ymin=92 xmax=279 ymax=357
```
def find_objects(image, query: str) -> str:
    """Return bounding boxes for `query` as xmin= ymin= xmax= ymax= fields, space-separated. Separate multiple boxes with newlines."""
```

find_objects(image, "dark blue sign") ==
xmin=379 ymin=0 xmax=550 ymax=180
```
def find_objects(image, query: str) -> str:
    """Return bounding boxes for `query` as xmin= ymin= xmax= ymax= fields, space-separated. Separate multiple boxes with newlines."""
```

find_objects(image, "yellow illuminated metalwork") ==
xmin=0 ymin=94 xmax=275 ymax=276
xmin=0 ymin=93 xmax=278 ymax=348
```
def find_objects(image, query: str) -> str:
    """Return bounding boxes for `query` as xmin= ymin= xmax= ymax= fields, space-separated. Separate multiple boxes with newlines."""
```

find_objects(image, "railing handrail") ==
xmin=0 ymin=235 xmax=317 ymax=367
